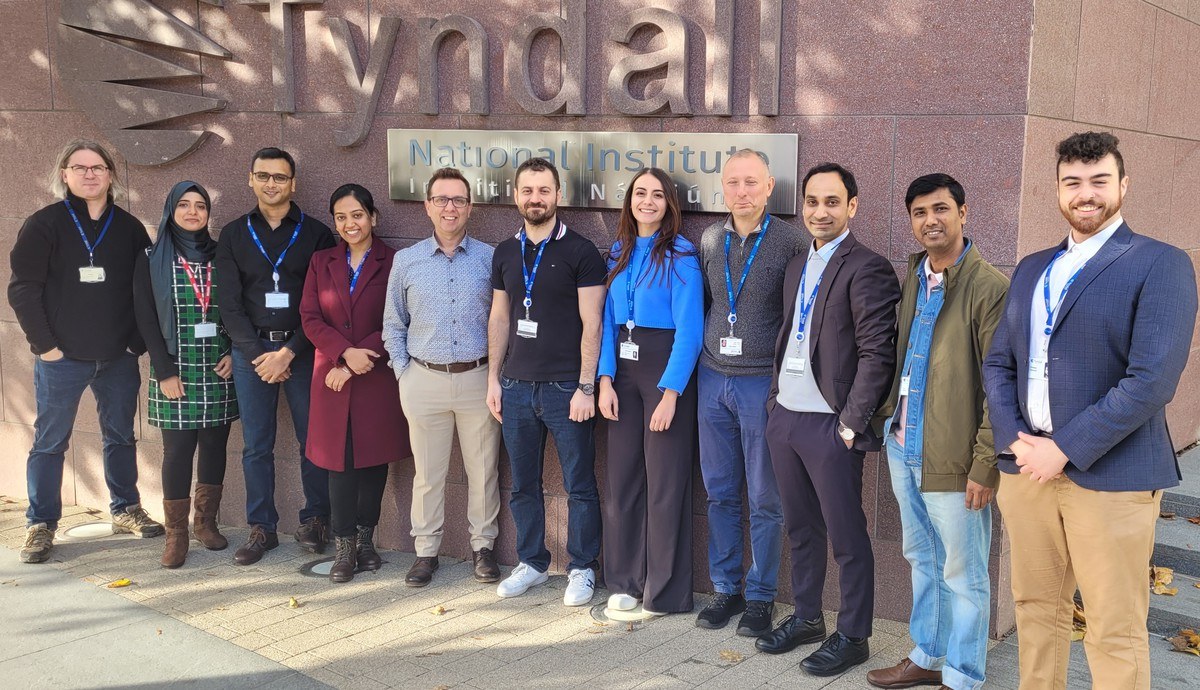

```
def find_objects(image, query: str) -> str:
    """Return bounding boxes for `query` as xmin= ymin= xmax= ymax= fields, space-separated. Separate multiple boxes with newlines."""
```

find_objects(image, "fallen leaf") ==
xmin=1071 ymin=601 xmax=1086 ymax=641
xmin=718 ymin=649 xmax=744 ymax=664
xmin=1151 ymin=566 xmax=1178 ymax=594
xmin=431 ymin=605 xmax=446 ymax=615
xmin=106 ymin=578 xmax=132 ymax=588
xmin=1188 ymin=516 xmax=1200 ymax=525
xmin=1195 ymin=583 xmax=1200 ymax=589
xmin=156 ymin=629 xmax=163 ymax=635
xmin=1161 ymin=511 xmax=1176 ymax=519
xmin=1168 ymin=630 xmax=1200 ymax=656
xmin=1070 ymin=629 xmax=1086 ymax=641
xmin=1154 ymin=583 xmax=1179 ymax=596
xmin=288 ymin=596 xmax=300 ymax=609
xmin=586 ymin=628 xmax=604 ymax=635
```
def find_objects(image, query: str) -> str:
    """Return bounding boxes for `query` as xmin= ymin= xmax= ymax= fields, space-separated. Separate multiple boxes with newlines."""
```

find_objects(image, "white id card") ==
xmin=784 ymin=357 xmax=805 ymax=376
xmin=899 ymin=376 xmax=910 ymax=396
xmin=620 ymin=341 xmax=640 ymax=361
xmin=516 ymin=319 xmax=538 ymax=338
xmin=79 ymin=266 xmax=106 ymax=283
xmin=1028 ymin=357 xmax=1048 ymax=379
xmin=194 ymin=322 xmax=218 ymax=338
xmin=264 ymin=291 xmax=289 ymax=309
xmin=719 ymin=337 xmax=743 ymax=356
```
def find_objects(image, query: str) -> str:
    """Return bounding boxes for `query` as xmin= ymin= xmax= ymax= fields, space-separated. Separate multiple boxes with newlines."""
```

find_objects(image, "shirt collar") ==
xmin=923 ymin=239 xmax=971 ymax=281
xmin=1065 ymin=214 xmax=1123 ymax=254
xmin=513 ymin=219 xmax=567 ymax=241
xmin=809 ymin=229 xmax=849 ymax=262
xmin=428 ymin=234 xmax=470 ymax=256
xmin=722 ymin=213 xmax=769 ymax=237
xmin=249 ymin=201 xmax=302 ymax=225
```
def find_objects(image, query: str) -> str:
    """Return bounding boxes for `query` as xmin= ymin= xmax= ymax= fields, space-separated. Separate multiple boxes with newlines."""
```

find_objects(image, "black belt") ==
xmin=257 ymin=329 xmax=294 ymax=342
xmin=412 ymin=356 xmax=487 ymax=374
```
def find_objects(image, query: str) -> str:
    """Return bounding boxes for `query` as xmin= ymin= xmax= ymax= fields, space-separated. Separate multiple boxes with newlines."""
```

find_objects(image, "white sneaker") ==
xmin=496 ymin=562 xmax=549 ymax=598
xmin=563 ymin=567 xmax=595 ymax=606
xmin=607 ymin=593 xmax=639 ymax=611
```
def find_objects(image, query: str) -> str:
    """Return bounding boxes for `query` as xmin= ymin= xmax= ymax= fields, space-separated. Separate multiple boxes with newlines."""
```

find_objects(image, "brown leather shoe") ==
xmin=866 ymin=658 xmax=943 ymax=688
xmin=192 ymin=483 xmax=228 ymax=551
xmin=405 ymin=556 xmax=439 ymax=587
xmin=330 ymin=536 xmax=357 ymax=583
xmin=295 ymin=516 xmax=329 ymax=554
xmin=160 ymin=498 xmax=190 ymax=569
xmin=356 ymin=525 xmax=382 ymax=571
xmin=473 ymin=547 xmax=500 ymax=583
xmin=234 ymin=526 xmax=279 ymax=565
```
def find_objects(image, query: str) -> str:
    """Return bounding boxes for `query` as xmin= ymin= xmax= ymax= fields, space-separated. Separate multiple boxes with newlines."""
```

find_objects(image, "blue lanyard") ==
xmin=1042 ymin=248 xmax=1086 ymax=336
xmin=247 ymin=212 xmax=304 ymax=290
xmin=723 ymin=214 xmax=771 ymax=334
xmin=518 ymin=226 xmax=551 ymax=318
xmin=347 ymin=246 xmax=371 ymax=294
xmin=793 ymin=257 xmax=823 ymax=343
xmin=624 ymin=234 xmax=658 ymax=333
xmin=63 ymin=200 xmax=113 ymax=266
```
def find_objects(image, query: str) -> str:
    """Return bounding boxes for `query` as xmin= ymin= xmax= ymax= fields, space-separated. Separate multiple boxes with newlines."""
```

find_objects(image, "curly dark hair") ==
xmin=1056 ymin=131 xmax=1124 ymax=179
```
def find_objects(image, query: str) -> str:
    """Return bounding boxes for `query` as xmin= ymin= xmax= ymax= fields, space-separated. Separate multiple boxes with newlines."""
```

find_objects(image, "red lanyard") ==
xmin=179 ymin=258 xmax=213 ymax=321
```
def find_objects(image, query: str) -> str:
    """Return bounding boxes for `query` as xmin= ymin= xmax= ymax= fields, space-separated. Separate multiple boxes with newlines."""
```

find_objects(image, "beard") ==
xmin=520 ymin=201 xmax=557 ymax=225
xmin=1062 ymin=196 xmax=1122 ymax=236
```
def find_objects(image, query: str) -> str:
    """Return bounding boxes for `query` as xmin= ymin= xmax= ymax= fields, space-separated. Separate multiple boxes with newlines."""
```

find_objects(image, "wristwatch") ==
xmin=578 ymin=382 xmax=595 ymax=396
xmin=837 ymin=422 xmax=856 ymax=442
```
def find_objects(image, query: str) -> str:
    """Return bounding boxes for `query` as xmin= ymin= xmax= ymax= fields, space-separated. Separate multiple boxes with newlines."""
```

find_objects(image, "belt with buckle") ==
xmin=412 ymin=356 xmax=487 ymax=374
xmin=257 ymin=329 xmax=294 ymax=342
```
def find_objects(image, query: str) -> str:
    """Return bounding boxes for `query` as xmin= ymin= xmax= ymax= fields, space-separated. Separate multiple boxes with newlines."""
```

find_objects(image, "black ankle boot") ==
xmin=356 ymin=525 xmax=382 ymax=571
xmin=329 ymin=536 xmax=357 ymax=583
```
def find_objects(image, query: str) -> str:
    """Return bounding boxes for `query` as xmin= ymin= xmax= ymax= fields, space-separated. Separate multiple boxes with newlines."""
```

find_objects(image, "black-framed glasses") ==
xmin=65 ymin=164 xmax=109 ymax=176
xmin=430 ymin=195 xmax=469 ymax=208
xmin=252 ymin=172 xmax=293 ymax=184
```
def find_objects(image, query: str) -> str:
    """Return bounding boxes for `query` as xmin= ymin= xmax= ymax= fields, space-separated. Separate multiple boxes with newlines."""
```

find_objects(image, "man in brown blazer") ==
xmin=757 ymin=163 xmax=900 ymax=676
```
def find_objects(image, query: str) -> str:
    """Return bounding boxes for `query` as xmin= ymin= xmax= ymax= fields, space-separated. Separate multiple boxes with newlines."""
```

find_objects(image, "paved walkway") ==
xmin=0 ymin=496 xmax=1190 ymax=689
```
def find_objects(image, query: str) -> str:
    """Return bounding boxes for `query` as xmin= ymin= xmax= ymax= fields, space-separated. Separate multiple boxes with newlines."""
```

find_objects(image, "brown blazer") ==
xmin=767 ymin=232 xmax=900 ymax=451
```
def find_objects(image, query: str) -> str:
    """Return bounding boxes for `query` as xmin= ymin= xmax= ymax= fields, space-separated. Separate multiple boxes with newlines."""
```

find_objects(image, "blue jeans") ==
xmin=500 ymin=377 xmax=600 ymax=573
xmin=232 ymin=343 xmax=328 ymax=531
xmin=697 ymin=364 xmax=782 ymax=601
xmin=26 ymin=354 xmax=141 ymax=529
xmin=886 ymin=432 xmax=990 ymax=690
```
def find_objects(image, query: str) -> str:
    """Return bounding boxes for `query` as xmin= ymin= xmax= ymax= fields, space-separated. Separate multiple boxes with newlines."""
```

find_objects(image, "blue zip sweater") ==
xmin=599 ymin=234 xmax=704 ymax=393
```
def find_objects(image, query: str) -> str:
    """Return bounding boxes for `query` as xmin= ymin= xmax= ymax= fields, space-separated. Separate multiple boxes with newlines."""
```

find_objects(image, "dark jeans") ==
xmin=26 ymin=354 xmax=141 ymax=529
xmin=160 ymin=425 xmax=232 ymax=500
xmin=500 ymin=377 xmax=600 ymax=573
xmin=231 ymin=342 xmax=329 ymax=532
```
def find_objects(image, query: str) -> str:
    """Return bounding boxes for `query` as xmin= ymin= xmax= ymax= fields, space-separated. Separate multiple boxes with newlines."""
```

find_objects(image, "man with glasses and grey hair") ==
xmin=10 ymin=139 xmax=163 ymax=564
xmin=383 ymin=167 xmax=501 ymax=588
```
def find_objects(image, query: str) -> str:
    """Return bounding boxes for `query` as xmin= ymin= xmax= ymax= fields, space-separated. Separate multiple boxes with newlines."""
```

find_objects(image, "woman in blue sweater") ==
xmin=598 ymin=167 xmax=704 ymax=616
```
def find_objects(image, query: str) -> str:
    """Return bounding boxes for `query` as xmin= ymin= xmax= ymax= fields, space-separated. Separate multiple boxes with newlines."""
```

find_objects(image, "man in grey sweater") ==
xmin=694 ymin=149 xmax=809 ymax=636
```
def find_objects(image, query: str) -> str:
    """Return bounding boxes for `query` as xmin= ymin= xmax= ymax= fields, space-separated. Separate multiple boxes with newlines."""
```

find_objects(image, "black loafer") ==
xmin=801 ymin=632 xmax=870 ymax=676
xmin=695 ymin=592 xmax=746 ymax=629
xmin=755 ymin=614 xmax=827 ymax=654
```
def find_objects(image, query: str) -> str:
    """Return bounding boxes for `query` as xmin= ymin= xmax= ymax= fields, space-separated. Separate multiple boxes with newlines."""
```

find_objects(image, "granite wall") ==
xmin=1 ymin=0 xmax=1197 ymax=638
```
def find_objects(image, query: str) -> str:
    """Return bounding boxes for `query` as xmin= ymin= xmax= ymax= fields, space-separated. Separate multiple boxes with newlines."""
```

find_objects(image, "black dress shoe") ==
xmin=405 ymin=556 xmax=439 ymax=587
xmin=295 ymin=517 xmax=329 ymax=554
xmin=473 ymin=548 xmax=500 ymax=583
xmin=695 ymin=592 xmax=746 ymax=629
xmin=800 ymin=632 xmax=870 ymax=677
xmin=755 ymin=614 xmax=827 ymax=654
xmin=736 ymin=599 xmax=775 ymax=637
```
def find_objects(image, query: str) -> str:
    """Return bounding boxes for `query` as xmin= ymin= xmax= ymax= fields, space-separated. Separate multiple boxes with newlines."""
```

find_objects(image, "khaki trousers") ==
xmin=997 ymin=471 xmax=1160 ymax=690
xmin=398 ymin=362 xmax=501 ymax=557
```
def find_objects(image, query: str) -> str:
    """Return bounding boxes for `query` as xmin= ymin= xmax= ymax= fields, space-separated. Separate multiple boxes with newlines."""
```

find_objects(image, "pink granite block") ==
xmin=1149 ymin=7 xmax=1200 ymax=140
xmin=1166 ymin=348 xmax=1200 ymax=449
xmin=870 ymin=541 xmax=915 ymax=626
xmin=0 ymin=0 xmax=54 ymax=111
xmin=1073 ymin=0 xmax=1157 ymax=131
xmin=297 ymin=0 xmax=368 ymax=115
xmin=1170 ymin=140 xmax=1200 ymax=252
xmin=197 ymin=0 xmax=304 ymax=112
xmin=1115 ymin=130 xmax=1177 ymax=243
xmin=493 ymin=487 xmax=519 ymax=566
xmin=1016 ymin=116 xmax=1089 ymax=259
xmin=1191 ymin=0 xmax=1200 ymax=21
xmin=1028 ymin=0 xmax=1081 ymax=119
xmin=0 ymin=422 xmax=36 ymax=502
xmin=0 ymin=218 xmax=21 ymax=324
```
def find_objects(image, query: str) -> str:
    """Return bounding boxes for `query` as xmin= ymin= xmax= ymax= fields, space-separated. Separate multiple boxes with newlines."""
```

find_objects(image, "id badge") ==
xmin=899 ymin=376 xmax=910 ymax=396
xmin=194 ymin=322 xmax=218 ymax=338
xmin=619 ymin=341 xmax=639 ymax=361
xmin=264 ymin=291 xmax=289 ymax=309
xmin=784 ymin=357 xmax=805 ymax=376
xmin=1028 ymin=357 xmax=1048 ymax=379
xmin=79 ymin=266 xmax=106 ymax=283
xmin=516 ymin=318 xmax=538 ymax=338
xmin=719 ymin=337 xmax=742 ymax=356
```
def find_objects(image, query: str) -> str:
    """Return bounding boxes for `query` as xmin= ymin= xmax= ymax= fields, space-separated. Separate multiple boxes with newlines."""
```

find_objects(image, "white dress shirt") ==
xmin=1026 ymin=215 xmax=1123 ymax=432
xmin=776 ymin=230 xmax=848 ymax=414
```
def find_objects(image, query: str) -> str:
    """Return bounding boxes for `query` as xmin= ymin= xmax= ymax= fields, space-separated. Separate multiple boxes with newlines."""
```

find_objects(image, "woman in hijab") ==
xmin=133 ymin=181 xmax=238 ymax=568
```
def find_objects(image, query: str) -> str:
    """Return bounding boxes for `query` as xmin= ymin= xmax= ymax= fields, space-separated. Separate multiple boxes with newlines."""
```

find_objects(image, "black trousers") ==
xmin=766 ymin=407 xmax=874 ymax=638
xmin=602 ymin=327 xmax=696 ymax=613
xmin=160 ymin=425 xmax=232 ymax=500
xmin=328 ymin=419 xmax=390 ymax=538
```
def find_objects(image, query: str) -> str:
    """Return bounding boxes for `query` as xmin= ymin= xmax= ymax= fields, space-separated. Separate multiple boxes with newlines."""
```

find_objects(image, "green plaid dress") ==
xmin=147 ymin=259 xmax=239 ymax=429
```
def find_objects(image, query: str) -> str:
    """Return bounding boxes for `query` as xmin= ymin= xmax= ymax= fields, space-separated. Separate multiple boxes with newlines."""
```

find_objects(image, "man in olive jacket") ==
xmin=866 ymin=174 xmax=1007 ymax=690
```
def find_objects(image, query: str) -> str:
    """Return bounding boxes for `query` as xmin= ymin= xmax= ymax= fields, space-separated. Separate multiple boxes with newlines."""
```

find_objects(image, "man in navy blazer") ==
xmin=983 ymin=131 xmax=1197 ymax=690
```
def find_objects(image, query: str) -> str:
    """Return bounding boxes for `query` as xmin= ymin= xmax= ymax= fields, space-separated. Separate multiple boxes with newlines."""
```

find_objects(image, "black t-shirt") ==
xmin=490 ymin=221 xmax=607 ymax=382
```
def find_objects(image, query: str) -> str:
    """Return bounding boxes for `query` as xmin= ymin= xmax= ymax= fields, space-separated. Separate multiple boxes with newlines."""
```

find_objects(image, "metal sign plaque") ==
xmin=388 ymin=129 xmax=799 ymax=214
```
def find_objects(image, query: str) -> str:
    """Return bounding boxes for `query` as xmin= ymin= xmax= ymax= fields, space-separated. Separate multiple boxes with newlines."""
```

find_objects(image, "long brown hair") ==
xmin=607 ymin=168 xmax=686 ymax=287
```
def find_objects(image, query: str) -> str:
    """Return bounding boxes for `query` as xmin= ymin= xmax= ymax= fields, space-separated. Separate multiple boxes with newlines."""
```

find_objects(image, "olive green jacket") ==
xmin=875 ymin=242 xmax=1008 ymax=491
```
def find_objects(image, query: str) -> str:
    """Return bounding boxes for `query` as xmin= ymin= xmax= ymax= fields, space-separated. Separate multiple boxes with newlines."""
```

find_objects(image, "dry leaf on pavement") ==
xmin=1167 ymin=629 xmax=1200 ymax=656
xmin=105 ymin=578 xmax=132 ymax=588
xmin=288 ymin=596 xmax=301 ymax=608
xmin=718 ymin=650 xmax=744 ymax=664
xmin=431 ymin=605 xmax=447 ymax=615
xmin=1072 ymin=601 xmax=1086 ymax=641
xmin=1188 ymin=516 xmax=1200 ymax=525
xmin=1161 ymin=511 xmax=1176 ymax=519
xmin=1152 ymin=566 xmax=1179 ymax=596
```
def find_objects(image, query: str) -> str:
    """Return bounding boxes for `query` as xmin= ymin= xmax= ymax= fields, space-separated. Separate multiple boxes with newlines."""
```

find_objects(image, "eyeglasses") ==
xmin=252 ymin=172 xmax=293 ymax=184
xmin=65 ymin=164 xmax=109 ymax=176
xmin=430 ymin=196 xmax=470 ymax=208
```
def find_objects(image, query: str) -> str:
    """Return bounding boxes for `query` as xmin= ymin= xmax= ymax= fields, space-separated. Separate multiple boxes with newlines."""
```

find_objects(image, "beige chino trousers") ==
xmin=997 ymin=471 xmax=1160 ymax=690
xmin=398 ymin=362 xmax=501 ymax=557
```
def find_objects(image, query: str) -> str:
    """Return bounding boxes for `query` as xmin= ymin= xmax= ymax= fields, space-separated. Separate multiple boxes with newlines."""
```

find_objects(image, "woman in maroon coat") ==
xmin=300 ymin=184 xmax=410 ymax=583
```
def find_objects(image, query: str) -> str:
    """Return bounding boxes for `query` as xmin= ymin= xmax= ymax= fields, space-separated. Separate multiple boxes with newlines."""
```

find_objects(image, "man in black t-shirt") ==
xmin=487 ymin=158 xmax=606 ymax=607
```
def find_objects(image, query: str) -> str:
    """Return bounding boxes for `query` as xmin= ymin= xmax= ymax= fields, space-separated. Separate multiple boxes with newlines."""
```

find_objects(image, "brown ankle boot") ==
xmin=161 ymin=498 xmax=191 ymax=569
xmin=192 ymin=483 xmax=228 ymax=550
xmin=356 ymin=525 xmax=382 ymax=571
xmin=329 ymin=536 xmax=357 ymax=583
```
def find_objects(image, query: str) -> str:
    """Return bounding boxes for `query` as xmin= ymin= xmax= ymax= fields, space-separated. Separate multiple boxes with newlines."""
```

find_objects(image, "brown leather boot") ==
xmin=161 ymin=498 xmax=191 ymax=569
xmin=329 ymin=536 xmax=357 ymax=583
xmin=192 ymin=483 xmax=228 ymax=551
xmin=356 ymin=525 xmax=382 ymax=572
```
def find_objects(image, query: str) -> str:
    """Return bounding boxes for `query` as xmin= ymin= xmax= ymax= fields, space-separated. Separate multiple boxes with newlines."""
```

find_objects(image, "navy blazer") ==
xmin=982 ymin=222 xmax=1197 ymax=491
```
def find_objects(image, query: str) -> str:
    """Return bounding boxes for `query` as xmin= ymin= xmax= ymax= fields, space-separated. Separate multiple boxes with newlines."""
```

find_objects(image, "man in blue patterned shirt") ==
xmin=383 ymin=167 xmax=500 ymax=587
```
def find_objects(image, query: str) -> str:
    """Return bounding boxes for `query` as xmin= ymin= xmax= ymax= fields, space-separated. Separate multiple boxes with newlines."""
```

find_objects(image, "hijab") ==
xmin=149 ymin=181 xmax=218 ymax=356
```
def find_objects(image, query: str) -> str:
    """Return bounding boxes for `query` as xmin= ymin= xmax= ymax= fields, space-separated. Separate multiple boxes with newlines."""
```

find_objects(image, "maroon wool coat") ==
xmin=300 ymin=237 xmax=410 ymax=470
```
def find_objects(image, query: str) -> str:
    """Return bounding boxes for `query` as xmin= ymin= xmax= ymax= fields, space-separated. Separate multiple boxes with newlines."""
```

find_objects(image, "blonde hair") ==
xmin=48 ymin=139 xmax=126 ymax=201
